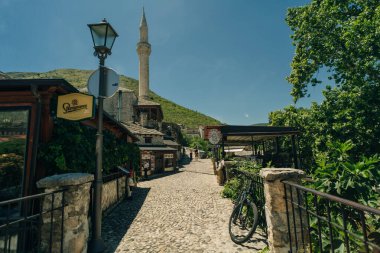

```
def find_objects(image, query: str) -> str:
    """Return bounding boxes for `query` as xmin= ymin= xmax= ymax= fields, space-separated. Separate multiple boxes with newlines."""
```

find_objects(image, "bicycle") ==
xmin=228 ymin=170 xmax=259 ymax=244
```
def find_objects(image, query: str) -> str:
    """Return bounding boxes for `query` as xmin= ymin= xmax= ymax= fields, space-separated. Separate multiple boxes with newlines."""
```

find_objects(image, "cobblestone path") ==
xmin=102 ymin=159 xmax=267 ymax=253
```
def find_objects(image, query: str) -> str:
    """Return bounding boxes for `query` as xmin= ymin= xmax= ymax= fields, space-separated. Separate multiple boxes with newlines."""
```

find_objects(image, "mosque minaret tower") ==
xmin=137 ymin=8 xmax=151 ymax=100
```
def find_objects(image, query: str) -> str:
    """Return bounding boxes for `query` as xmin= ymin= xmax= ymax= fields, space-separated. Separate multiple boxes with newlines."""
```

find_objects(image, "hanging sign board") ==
xmin=164 ymin=154 xmax=174 ymax=159
xmin=208 ymin=129 xmax=222 ymax=144
xmin=87 ymin=67 xmax=119 ymax=98
xmin=57 ymin=93 xmax=95 ymax=121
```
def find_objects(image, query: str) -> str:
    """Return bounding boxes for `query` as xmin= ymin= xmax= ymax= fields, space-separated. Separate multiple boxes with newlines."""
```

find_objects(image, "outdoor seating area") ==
xmin=202 ymin=125 xmax=301 ymax=169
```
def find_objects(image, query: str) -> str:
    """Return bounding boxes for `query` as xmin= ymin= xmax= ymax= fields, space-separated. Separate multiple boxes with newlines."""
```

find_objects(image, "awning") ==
xmin=139 ymin=146 xmax=177 ymax=151
xmin=163 ymin=139 xmax=180 ymax=146
xmin=203 ymin=125 xmax=300 ymax=145
xmin=225 ymin=148 xmax=244 ymax=153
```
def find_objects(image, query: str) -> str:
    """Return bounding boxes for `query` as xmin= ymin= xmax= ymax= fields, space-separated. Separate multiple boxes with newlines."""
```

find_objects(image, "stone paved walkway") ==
xmin=102 ymin=159 xmax=267 ymax=253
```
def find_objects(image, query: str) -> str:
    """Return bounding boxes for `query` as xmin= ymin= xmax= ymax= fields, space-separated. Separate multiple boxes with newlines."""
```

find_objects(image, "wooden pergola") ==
xmin=203 ymin=125 xmax=301 ymax=169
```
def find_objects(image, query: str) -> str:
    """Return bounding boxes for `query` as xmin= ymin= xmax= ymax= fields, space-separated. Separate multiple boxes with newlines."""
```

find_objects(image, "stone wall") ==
xmin=102 ymin=175 xmax=127 ymax=212
xmin=37 ymin=173 xmax=94 ymax=253
xmin=104 ymin=88 xmax=137 ymax=123
xmin=136 ymin=135 xmax=164 ymax=145
xmin=36 ymin=173 xmax=130 ymax=253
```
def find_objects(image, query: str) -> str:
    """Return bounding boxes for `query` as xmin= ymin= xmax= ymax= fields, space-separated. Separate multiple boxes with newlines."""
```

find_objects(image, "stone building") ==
xmin=103 ymin=8 xmax=180 ymax=176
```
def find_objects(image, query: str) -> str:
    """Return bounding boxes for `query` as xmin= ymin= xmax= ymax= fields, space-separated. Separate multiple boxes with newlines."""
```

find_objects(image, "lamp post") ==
xmin=88 ymin=19 xmax=118 ymax=253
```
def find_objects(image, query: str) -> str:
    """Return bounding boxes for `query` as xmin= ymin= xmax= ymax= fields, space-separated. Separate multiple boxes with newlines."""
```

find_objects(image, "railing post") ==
xmin=116 ymin=175 xmax=120 ymax=202
xmin=259 ymin=168 xmax=305 ymax=253
xmin=37 ymin=173 xmax=94 ymax=253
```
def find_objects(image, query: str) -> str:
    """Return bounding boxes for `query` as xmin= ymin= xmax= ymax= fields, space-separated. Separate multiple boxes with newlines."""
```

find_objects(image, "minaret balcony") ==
xmin=137 ymin=43 xmax=151 ymax=55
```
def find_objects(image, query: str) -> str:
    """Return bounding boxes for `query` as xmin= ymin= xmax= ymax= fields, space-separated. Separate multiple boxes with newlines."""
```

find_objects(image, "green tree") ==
xmin=313 ymin=85 xmax=380 ymax=158
xmin=269 ymin=105 xmax=316 ymax=169
xmin=279 ymin=0 xmax=380 ymax=163
xmin=286 ymin=0 xmax=380 ymax=101
xmin=185 ymin=135 xmax=211 ymax=155
xmin=279 ymin=3 xmax=380 ymax=249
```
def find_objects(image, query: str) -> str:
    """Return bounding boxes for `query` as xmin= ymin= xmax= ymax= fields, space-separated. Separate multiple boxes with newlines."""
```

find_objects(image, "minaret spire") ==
xmin=139 ymin=8 xmax=148 ymax=42
xmin=137 ymin=7 xmax=151 ymax=100
xmin=140 ymin=7 xmax=148 ymax=29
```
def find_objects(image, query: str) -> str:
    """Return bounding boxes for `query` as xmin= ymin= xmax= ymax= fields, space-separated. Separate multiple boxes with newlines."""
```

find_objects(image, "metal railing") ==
xmin=89 ymin=171 xmax=128 ymax=217
xmin=283 ymin=180 xmax=380 ymax=252
xmin=103 ymin=171 xmax=126 ymax=206
xmin=102 ymin=171 xmax=124 ymax=183
xmin=0 ymin=189 xmax=66 ymax=253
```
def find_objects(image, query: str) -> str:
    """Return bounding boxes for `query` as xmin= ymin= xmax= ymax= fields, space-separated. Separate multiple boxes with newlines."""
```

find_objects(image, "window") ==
xmin=144 ymin=137 xmax=152 ymax=144
xmin=0 ymin=108 xmax=30 ymax=201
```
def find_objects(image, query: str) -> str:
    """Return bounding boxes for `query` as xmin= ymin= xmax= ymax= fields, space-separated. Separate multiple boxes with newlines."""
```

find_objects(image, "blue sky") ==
xmin=0 ymin=0 xmax=326 ymax=124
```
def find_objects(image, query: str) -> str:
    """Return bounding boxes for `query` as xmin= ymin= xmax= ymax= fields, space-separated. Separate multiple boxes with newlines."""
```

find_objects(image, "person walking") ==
xmin=143 ymin=161 xmax=150 ymax=180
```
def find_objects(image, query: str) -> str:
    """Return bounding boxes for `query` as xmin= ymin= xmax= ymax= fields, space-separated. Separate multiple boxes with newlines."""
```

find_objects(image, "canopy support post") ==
xmin=291 ymin=135 xmax=299 ymax=169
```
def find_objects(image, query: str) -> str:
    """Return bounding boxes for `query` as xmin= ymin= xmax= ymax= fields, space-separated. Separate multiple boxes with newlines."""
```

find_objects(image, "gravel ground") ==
xmin=102 ymin=159 xmax=267 ymax=253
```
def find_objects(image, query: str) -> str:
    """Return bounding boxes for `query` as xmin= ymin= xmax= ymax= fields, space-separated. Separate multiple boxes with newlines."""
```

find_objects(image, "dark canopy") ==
xmin=203 ymin=125 xmax=301 ymax=168
xmin=219 ymin=125 xmax=299 ymax=145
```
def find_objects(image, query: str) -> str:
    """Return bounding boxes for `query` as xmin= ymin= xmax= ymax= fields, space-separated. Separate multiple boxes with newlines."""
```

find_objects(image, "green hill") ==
xmin=6 ymin=69 xmax=221 ymax=128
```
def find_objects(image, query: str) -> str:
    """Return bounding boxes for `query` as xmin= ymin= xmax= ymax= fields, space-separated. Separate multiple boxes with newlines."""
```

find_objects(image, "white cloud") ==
xmin=244 ymin=113 xmax=249 ymax=118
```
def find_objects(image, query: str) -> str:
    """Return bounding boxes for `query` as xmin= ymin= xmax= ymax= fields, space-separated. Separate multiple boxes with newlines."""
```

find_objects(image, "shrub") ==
xmin=221 ymin=177 xmax=241 ymax=200
xmin=0 ymin=153 xmax=23 ymax=189
xmin=0 ymin=138 xmax=26 ymax=156
xmin=38 ymin=119 xmax=140 ymax=176
xmin=310 ymin=140 xmax=380 ymax=252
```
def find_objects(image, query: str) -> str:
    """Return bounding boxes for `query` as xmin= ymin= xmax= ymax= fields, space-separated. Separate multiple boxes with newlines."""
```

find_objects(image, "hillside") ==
xmin=6 ymin=69 xmax=221 ymax=128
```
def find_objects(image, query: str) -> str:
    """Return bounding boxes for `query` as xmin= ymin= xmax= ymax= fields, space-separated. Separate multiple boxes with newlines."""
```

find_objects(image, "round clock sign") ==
xmin=208 ymin=129 xmax=222 ymax=144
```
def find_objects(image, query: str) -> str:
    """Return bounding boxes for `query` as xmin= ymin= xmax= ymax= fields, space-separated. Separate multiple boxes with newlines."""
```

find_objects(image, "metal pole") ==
xmin=90 ymin=56 xmax=106 ymax=253
xmin=221 ymin=135 xmax=225 ymax=159
xmin=275 ymin=137 xmax=280 ymax=154
xmin=117 ymin=90 xmax=122 ymax=122
xmin=291 ymin=135 xmax=299 ymax=169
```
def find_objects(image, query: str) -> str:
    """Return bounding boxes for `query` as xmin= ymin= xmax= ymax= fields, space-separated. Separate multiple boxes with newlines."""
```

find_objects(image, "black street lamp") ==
xmin=89 ymin=18 xmax=118 ymax=59
xmin=88 ymin=18 xmax=118 ymax=253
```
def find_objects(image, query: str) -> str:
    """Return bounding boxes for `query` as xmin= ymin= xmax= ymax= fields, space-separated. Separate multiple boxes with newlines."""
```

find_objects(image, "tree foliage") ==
xmin=269 ymin=4 xmax=380 ymax=248
xmin=313 ymin=140 xmax=380 ymax=207
xmin=269 ymin=86 xmax=380 ymax=169
xmin=0 ymin=153 xmax=23 ymax=190
xmin=275 ymin=0 xmax=380 ymax=167
xmin=286 ymin=0 xmax=380 ymax=101
xmin=0 ymin=138 xmax=26 ymax=156
xmin=183 ymin=135 xmax=211 ymax=153
xmin=269 ymin=105 xmax=316 ymax=169
xmin=311 ymin=140 xmax=380 ymax=252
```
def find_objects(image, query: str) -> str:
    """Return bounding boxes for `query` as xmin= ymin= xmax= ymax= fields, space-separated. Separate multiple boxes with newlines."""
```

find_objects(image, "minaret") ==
xmin=137 ymin=8 xmax=151 ymax=100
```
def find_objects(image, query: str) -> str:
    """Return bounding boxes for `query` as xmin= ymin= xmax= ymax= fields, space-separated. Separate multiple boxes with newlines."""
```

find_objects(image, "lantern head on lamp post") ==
xmin=88 ymin=18 xmax=119 ymax=61
xmin=87 ymin=18 xmax=118 ymax=253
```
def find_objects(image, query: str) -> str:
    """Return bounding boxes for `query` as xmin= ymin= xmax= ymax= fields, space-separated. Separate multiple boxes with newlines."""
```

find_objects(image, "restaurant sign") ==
xmin=164 ymin=154 xmax=174 ymax=159
xmin=208 ymin=129 xmax=222 ymax=144
xmin=57 ymin=93 xmax=95 ymax=121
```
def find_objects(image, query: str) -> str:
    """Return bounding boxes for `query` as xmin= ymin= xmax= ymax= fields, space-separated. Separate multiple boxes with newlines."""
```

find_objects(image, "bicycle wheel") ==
xmin=228 ymin=199 xmax=258 ymax=244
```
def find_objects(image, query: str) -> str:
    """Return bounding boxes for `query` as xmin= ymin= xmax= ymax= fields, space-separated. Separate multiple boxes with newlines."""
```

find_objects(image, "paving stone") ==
xmin=102 ymin=159 xmax=267 ymax=252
